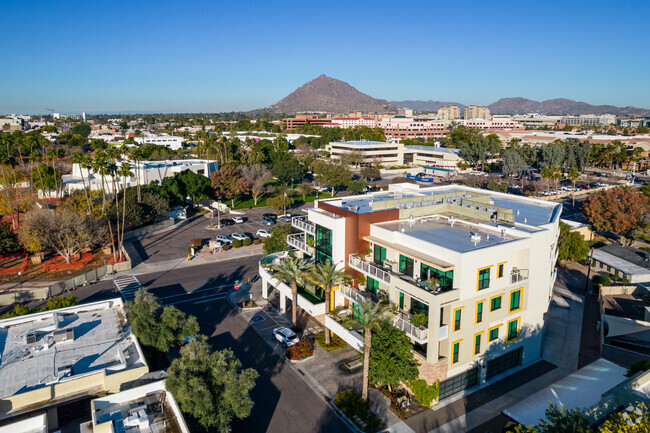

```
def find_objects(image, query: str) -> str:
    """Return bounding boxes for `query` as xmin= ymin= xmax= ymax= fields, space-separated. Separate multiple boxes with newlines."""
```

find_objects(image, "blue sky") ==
xmin=1 ymin=0 xmax=649 ymax=114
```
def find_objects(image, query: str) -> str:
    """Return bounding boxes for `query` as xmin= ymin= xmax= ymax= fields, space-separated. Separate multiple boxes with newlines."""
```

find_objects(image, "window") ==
xmin=497 ymin=263 xmax=505 ymax=278
xmin=507 ymin=318 xmax=520 ymax=341
xmin=373 ymin=245 xmax=386 ymax=265
xmin=510 ymin=289 xmax=522 ymax=312
xmin=367 ymin=277 xmax=379 ymax=294
xmin=452 ymin=341 xmax=460 ymax=364
xmin=490 ymin=296 xmax=502 ymax=311
xmin=399 ymin=255 xmax=414 ymax=277
xmin=474 ymin=333 xmax=482 ymax=356
xmin=454 ymin=308 xmax=462 ymax=331
xmin=478 ymin=267 xmax=491 ymax=290
xmin=476 ymin=301 xmax=484 ymax=324
xmin=489 ymin=326 xmax=499 ymax=342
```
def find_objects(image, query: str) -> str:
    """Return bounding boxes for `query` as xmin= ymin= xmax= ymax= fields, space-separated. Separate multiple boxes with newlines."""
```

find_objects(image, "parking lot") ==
xmin=132 ymin=205 xmax=312 ymax=264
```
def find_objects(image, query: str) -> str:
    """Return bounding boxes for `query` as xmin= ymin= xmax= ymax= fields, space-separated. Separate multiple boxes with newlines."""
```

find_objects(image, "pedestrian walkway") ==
xmin=113 ymin=275 xmax=142 ymax=301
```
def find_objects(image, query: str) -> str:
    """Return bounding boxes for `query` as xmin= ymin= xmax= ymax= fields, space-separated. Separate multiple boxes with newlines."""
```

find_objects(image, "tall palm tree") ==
xmin=92 ymin=150 xmax=109 ymax=211
xmin=356 ymin=300 xmax=392 ymax=402
xmin=117 ymin=162 xmax=133 ymax=260
xmin=567 ymin=167 xmax=581 ymax=210
xmin=270 ymin=256 xmax=310 ymax=325
xmin=71 ymin=151 xmax=92 ymax=213
xmin=551 ymin=166 xmax=562 ymax=197
xmin=541 ymin=166 xmax=553 ymax=194
xmin=309 ymin=259 xmax=351 ymax=344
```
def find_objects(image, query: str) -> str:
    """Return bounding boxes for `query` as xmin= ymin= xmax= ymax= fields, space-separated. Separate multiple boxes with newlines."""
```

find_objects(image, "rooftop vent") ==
xmin=470 ymin=232 xmax=481 ymax=242
xmin=25 ymin=331 xmax=37 ymax=344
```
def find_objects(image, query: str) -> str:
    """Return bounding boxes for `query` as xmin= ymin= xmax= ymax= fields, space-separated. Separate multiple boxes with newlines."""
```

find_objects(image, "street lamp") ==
xmin=217 ymin=200 xmax=221 ymax=229
xmin=283 ymin=192 xmax=287 ymax=216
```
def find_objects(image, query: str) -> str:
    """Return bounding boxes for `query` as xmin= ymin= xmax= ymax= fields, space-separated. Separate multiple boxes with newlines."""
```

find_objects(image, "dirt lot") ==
xmin=0 ymin=249 xmax=113 ymax=285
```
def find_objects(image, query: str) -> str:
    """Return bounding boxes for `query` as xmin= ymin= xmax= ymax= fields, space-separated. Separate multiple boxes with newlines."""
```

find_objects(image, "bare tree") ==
xmin=240 ymin=164 xmax=272 ymax=205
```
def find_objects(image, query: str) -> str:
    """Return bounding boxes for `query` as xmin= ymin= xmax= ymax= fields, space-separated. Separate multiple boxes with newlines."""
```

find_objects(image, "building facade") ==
xmin=325 ymin=141 xmax=461 ymax=169
xmin=561 ymin=114 xmax=616 ymax=126
xmin=283 ymin=115 xmax=333 ymax=129
xmin=464 ymin=105 xmax=491 ymax=120
xmin=260 ymin=184 xmax=560 ymax=399
xmin=324 ymin=117 xmax=377 ymax=128
xmin=378 ymin=117 xmax=449 ymax=141
xmin=437 ymin=105 xmax=462 ymax=121
xmin=461 ymin=117 xmax=524 ymax=130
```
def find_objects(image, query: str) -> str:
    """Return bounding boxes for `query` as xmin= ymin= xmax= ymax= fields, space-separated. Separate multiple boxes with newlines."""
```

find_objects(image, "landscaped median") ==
xmin=333 ymin=389 xmax=383 ymax=433
xmin=285 ymin=340 xmax=313 ymax=362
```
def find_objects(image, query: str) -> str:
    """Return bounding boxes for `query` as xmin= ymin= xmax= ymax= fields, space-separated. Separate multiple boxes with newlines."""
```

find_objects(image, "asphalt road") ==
xmin=78 ymin=256 xmax=352 ymax=433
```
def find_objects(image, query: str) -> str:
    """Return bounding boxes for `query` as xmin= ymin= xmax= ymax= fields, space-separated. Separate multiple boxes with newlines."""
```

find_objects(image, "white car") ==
xmin=256 ymin=229 xmax=272 ymax=238
xmin=272 ymin=327 xmax=299 ymax=347
xmin=232 ymin=216 xmax=246 ymax=224
xmin=216 ymin=234 xmax=234 ymax=244
xmin=231 ymin=232 xmax=250 ymax=241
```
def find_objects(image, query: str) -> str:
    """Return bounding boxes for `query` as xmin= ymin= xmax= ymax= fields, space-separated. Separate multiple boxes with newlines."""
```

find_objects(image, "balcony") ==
xmin=287 ymin=232 xmax=314 ymax=256
xmin=348 ymin=254 xmax=392 ymax=285
xmin=340 ymin=284 xmax=369 ymax=305
xmin=510 ymin=268 xmax=529 ymax=285
xmin=393 ymin=316 xmax=428 ymax=345
xmin=292 ymin=216 xmax=315 ymax=235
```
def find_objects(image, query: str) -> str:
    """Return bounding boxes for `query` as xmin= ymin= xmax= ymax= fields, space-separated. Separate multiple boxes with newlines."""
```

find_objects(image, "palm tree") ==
xmin=117 ymin=162 xmax=133 ymax=260
xmin=551 ymin=166 xmax=562 ymax=197
xmin=567 ymin=167 xmax=581 ymax=210
xmin=71 ymin=151 xmax=91 ymax=213
xmin=541 ymin=166 xmax=553 ymax=194
xmin=356 ymin=299 xmax=392 ymax=402
xmin=270 ymin=256 xmax=310 ymax=325
xmin=309 ymin=259 xmax=351 ymax=344
xmin=92 ymin=150 xmax=108 ymax=211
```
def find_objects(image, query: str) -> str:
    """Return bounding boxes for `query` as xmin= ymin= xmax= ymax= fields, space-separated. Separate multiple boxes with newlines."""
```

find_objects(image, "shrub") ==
xmin=623 ymin=278 xmax=630 ymax=285
xmin=314 ymin=332 xmax=347 ymax=351
xmin=408 ymin=379 xmax=440 ymax=407
xmin=190 ymin=238 xmax=203 ymax=247
xmin=410 ymin=313 xmax=428 ymax=328
xmin=334 ymin=389 xmax=382 ymax=432
xmin=285 ymin=340 xmax=313 ymax=360
xmin=626 ymin=359 xmax=650 ymax=377
xmin=222 ymin=244 xmax=231 ymax=251
xmin=253 ymin=239 xmax=260 ymax=245
xmin=594 ymin=274 xmax=611 ymax=286
xmin=243 ymin=238 xmax=251 ymax=247
xmin=1 ymin=304 xmax=29 ymax=319
xmin=231 ymin=239 xmax=242 ymax=248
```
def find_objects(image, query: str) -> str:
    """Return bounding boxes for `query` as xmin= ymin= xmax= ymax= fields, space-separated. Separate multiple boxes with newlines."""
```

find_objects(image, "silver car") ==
xmin=231 ymin=232 xmax=250 ymax=241
xmin=272 ymin=327 xmax=299 ymax=347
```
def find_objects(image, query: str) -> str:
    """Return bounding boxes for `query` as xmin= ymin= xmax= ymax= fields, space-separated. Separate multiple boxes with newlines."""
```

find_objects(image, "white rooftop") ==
xmin=0 ymin=299 xmax=145 ymax=400
xmin=0 ymin=414 xmax=46 ymax=433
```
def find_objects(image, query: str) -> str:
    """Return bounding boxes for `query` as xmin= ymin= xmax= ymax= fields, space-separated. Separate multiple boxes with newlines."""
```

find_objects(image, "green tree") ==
xmin=266 ymin=194 xmax=294 ymax=212
xmin=271 ymin=157 xmax=305 ymax=185
xmin=567 ymin=167 xmax=581 ymax=209
xmin=262 ymin=225 xmax=294 ymax=255
xmin=125 ymin=289 xmax=199 ymax=352
xmin=557 ymin=222 xmax=590 ymax=262
xmin=347 ymin=179 xmax=367 ymax=195
xmin=360 ymin=165 xmax=381 ymax=181
xmin=296 ymin=181 xmax=314 ymax=201
xmin=502 ymin=149 xmax=529 ymax=176
xmin=176 ymin=169 xmax=214 ymax=204
xmin=71 ymin=123 xmax=91 ymax=138
xmin=367 ymin=322 xmax=419 ymax=391
xmin=270 ymin=256 xmax=310 ymax=325
xmin=0 ymin=221 xmax=20 ymax=254
xmin=31 ymin=164 xmax=61 ymax=195
xmin=166 ymin=335 xmax=258 ymax=432
xmin=210 ymin=165 xmax=247 ymax=207
xmin=355 ymin=299 xmax=393 ymax=402
xmin=313 ymin=160 xmax=351 ymax=196
xmin=309 ymin=259 xmax=351 ymax=344
xmin=513 ymin=403 xmax=591 ymax=433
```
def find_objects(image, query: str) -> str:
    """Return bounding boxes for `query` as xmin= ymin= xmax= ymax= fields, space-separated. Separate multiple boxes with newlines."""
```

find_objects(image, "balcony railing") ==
xmin=348 ymin=254 xmax=391 ymax=285
xmin=393 ymin=316 xmax=428 ymax=344
xmin=340 ymin=284 xmax=369 ymax=305
xmin=438 ymin=325 xmax=449 ymax=341
xmin=287 ymin=233 xmax=314 ymax=256
xmin=292 ymin=216 xmax=315 ymax=235
xmin=510 ymin=268 xmax=529 ymax=285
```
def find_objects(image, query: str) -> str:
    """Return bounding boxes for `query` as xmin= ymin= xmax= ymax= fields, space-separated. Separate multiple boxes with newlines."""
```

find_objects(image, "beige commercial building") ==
xmin=437 ymin=105 xmax=462 ymax=121
xmin=464 ymin=105 xmax=491 ymax=120
xmin=0 ymin=299 xmax=149 ymax=429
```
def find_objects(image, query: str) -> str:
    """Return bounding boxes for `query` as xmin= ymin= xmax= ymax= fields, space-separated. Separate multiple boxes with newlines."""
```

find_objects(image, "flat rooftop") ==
xmin=594 ymin=243 xmax=650 ymax=275
xmin=376 ymin=217 xmax=520 ymax=253
xmin=404 ymin=145 xmax=460 ymax=154
xmin=0 ymin=299 xmax=145 ymax=400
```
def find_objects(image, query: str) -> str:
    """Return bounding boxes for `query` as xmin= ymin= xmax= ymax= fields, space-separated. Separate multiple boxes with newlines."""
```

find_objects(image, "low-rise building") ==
xmin=260 ymin=183 xmax=561 ymax=400
xmin=378 ymin=117 xmax=449 ymax=141
xmin=464 ymin=105 xmax=491 ymax=120
xmin=90 ymin=380 xmax=189 ymax=433
xmin=324 ymin=117 xmax=377 ymax=128
xmin=325 ymin=141 xmax=461 ymax=169
xmin=134 ymin=134 xmax=185 ymax=150
xmin=283 ymin=115 xmax=333 ymax=129
xmin=592 ymin=243 xmax=650 ymax=284
xmin=461 ymin=117 xmax=524 ymax=130
xmin=561 ymin=114 xmax=617 ymax=126
xmin=0 ymin=299 xmax=149 ymax=429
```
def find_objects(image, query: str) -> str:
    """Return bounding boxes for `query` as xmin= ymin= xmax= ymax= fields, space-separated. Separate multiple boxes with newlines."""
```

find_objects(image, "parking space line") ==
xmin=158 ymin=284 xmax=234 ymax=300
xmin=167 ymin=293 xmax=228 ymax=306
xmin=193 ymin=294 xmax=230 ymax=304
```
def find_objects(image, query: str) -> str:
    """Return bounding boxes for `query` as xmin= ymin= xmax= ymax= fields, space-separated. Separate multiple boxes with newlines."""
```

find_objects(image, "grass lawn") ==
xmin=232 ymin=191 xmax=333 ymax=210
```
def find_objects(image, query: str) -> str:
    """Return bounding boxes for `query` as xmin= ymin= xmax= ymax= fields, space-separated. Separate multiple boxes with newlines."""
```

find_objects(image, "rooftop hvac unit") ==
xmin=25 ymin=331 xmax=37 ymax=344
xmin=53 ymin=328 xmax=74 ymax=342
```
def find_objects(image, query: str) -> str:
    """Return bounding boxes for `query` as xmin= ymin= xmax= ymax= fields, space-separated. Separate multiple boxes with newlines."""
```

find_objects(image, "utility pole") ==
xmin=217 ymin=200 xmax=221 ymax=229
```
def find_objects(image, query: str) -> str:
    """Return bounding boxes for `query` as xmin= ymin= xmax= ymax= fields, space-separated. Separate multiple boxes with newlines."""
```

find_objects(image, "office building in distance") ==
xmin=437 ymin=105 xmax=462 ymax=121
xmin=378 ymin=117 xmax=449 ymax=141
xmin=464 ymin=105 xmax=491 ymax=120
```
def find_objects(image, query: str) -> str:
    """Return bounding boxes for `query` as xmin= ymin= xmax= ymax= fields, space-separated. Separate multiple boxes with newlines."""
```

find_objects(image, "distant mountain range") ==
xmin=256 ymin=75 xmax=650 ymax=116
xmin=260 ymin=75 xmax=397 ymax=114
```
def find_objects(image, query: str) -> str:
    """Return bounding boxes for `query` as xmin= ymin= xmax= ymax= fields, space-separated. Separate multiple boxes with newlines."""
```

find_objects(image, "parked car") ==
xmin=319 ymin=185 xmax=332 ymax=192
xmin=263 ymin=213 xmax=278 ymax=221
xmin=256 ymin=229 xmax=272 ymax=238
xmin=595 ymin=181 xmax=608 ymax=187
xmin=277 ymin=214 xmax=292 ymax=223
xmin=579 ymin=184 xmax=591 ymax=190
xmin=232 ymin=216 xmax=247 ymax=224
xmin=220 ymin=218 xmax=235 ymax=226
xmin=272 ymin=327 xmax=299 ymax=347
xmin=589 ymin=182 xmax=600 ymax=188
xmin=262 ymin=216 xmax=276 ymax=226
xmin=231 ymin=232 xmax=250 ymax=241
xmin=216 ymin=234 xmax=235 ymax=244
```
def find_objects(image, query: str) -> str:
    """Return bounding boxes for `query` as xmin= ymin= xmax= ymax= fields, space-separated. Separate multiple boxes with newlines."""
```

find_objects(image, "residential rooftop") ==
xmin=0 ymin=299 xmax=146 ymax=400
xmin=593 ymin=243 xmax=650 ymax=275
xmin=403 ymin=145 xmax=460 ymax=154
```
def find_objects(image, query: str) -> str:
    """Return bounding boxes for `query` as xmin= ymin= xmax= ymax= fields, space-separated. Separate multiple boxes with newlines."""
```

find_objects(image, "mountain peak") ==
xmin=265 ymin=75 xmax=397 ymax=114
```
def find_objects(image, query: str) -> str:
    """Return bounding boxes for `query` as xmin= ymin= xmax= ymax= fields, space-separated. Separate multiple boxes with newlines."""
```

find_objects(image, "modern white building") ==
xmin=260 ymin=183 xmax=561 ymax=400
xmin=56 ymin=159 xmax=218 ymax=197
xmin=134 ymin=134 xmax=186 ymax=150
xmin=561 ymin=114 xmax=617 ymax=126
xmin=324 ymin=117 xmax=377 ymax=128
